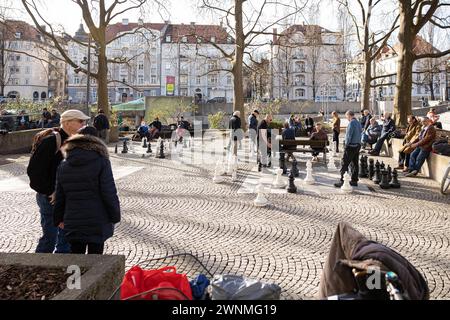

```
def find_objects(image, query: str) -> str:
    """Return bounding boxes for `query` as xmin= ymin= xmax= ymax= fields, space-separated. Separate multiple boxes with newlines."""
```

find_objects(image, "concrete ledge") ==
xmin=390 ymin=138 xmax=449 ymax=183
xmin=0 ymin=253 xmax=125 ymax=300
xmin=0 ymin=129 xmax=43 ymax=155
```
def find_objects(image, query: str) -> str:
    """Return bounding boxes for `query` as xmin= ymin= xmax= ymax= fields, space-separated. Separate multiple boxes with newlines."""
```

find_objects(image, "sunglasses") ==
xmin=72 ymin=119 xmax=85 ymax=124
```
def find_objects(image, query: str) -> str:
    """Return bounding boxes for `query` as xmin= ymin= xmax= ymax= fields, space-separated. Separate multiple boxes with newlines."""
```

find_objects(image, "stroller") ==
xmin=319 ymin=222 xmax=430 ymax=300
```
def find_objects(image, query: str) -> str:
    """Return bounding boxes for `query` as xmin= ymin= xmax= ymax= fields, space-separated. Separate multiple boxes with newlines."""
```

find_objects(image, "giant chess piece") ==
xmin=380 ymin=161 xmax=386 ymax=171
xmin=156 ymin=139 xmax=165 ymax=159
xmin=231 ymin=163 xmax=238 ymax=182
xmin=254 ymin=182 xmax=269 ymax=207
xmin=368 ymin=158 xmax=375 ymax=180
xmin=121 ymin=140 xmax=128 ymax=154
xmin=379 ymin=170 xmax=391 ymax=189
xmin=142 ymin=137 xmax=148 ymax=148
xmin=327 ymin=155 xmax=338 ymax=171
xmin=373 ymin=161 xmax=382 ymax=184
xmin=146 ymin=142 xmax=152 ymax=154
xmin=114 ymin=144 xmax=118 ymax=154
xmin=341 ymin=172 xmax=353 ymax=193
xmin=331 ymin=141 xmax=337 ymax=158
xmin=287 ymin=170 xmax=297 ymax=194
xmin=228 ymin=155 xmax=237 ymax=176
xmin=279 ymin=152 xmax=287 ymax=175
xmin=129 ymin=140 xmax=135 ymax=153
xmin=291 ymin=159 xmax=300 ymax=178
xmin=258 ymin=161 xmax=263 ymax=173
xmin=213 ymin=161 xmax=225 ymax=184
xmin=387 ymin=165 xmax=392 ymax=183
xmin=304 ymin=160 xmax=315 ymax=185
xmin=390 ymin=169 xmax=401 ymax=189
xmin=273 ymin=168 xmax=287 ymax=189
xmin=359 ymin=155 xmax=369 ymax=178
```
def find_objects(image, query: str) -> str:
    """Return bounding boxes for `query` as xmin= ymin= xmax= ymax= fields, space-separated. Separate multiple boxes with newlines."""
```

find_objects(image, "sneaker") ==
xmin=334 ymin=181 xmax=344 ymax=188
xmin=405 ymin=170 xmax=418 ymax=177
xmin=394 ymin=165 xmax=404 ymax=170
xmin=350 ymin=181 xmax=358 ymax=187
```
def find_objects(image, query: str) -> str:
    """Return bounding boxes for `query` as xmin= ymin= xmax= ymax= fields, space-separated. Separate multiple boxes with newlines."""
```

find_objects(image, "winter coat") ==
xmin=399 ymin=121 xmax=422 ymax=153
xmin=229 ymin=115 xmax=243 ymax=141
xmin=53 ymin=134 xmax=121 ymax=244
xmin=412 ymin=125 xmax=437 ymax=152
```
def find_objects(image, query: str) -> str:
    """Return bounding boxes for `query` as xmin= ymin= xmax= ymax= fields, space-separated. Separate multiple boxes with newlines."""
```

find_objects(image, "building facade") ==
xmin=272 ymin=24 xmax=345 ymax=102
xmin=0 ymin=20 xmax=65 ymax=101
xmin=66 ymin=20 xmax=234 ymax=105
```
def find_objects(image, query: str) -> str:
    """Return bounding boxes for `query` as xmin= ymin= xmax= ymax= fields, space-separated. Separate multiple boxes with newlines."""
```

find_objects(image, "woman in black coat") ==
xmin=53 ymin=127 xmax=120 ymax=254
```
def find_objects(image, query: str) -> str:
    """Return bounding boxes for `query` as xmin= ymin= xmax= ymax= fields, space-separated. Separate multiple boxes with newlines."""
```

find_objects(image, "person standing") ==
xmin=53 ymin=126 xmax=120 ymax=255
xmin=257 ymin=114 xmax=273 ymax=167
xmin=93 ymin=110 xmax=110 ymax=142
xmin=334 ymin=110 xmax=362 ymax=188
xmin=27 ymin=110 xmax=90 ymax=253
xmin=331 ymin=111 xmax=341 ymax=153
xmin=248 ymin=110 xmax=259 ymax=154
xmin=305 ymin=114 xmax=314 ymax=135
xmin=229 ymin=111 xmax=242 ymax=156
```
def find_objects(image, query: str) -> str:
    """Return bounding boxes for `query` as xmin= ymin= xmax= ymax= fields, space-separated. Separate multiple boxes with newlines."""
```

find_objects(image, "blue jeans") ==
xmin=408 ymin=148 xmax=430 ymax=172
xmin=373 ymin=132 xmax=390 ymax=153
xmin=35 ymin=193 xmax=71 ymax=254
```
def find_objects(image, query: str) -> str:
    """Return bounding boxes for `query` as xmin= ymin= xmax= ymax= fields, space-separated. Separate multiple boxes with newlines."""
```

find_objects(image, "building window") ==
xmin=16 ymin=55 xmax=21 ymax=61
xmin=25 ymin=66 xmax=31 ymax=74
xmin=138 ymin=62 xmax=144 ymax=70
xmin=151 ymin=75 xmax=157 ymax=84
xmin=11 ymin=78 xmax=19 ymax=85
xmin=208 ymin=61 xmax=217 ymax=71
xmin=25 ymin=79 xmax=30 ymax=85
xmin=166 ymin=63 xmax=171 ymax=70
xmin=227 ymin=75 xmax=232 ymax=85
xmin=138 ymin=76 xmax=144 ymax=85
xmin=295 ymin=88 xmax=305 ymax=97
xmin=294 ymin=75 xmax=305 ymax=86
xmin=166 ymin=35 xmax=172 ymax=43
xmin=15 ymin=32 xmax=22 ymax=39
xmin=181 ymin=36 xmax=188 ymax=43
xmin=74 ymin=77 xmax=80 ymax=84
xmin=151 ymin=90 xmax=157 ymax=96
xmin=180 ymin=75 xmax=188 ymax=85
xmin=180 ymin=88 xmax=188 ymax=96
xmin=208 ymin=75 xmax=218 ymax=85
xmin=295 ymin=61 xmax=305 ymax=73
xmin=210 ymin=37 xmax=216 ymax=43
xmin=9 ymin=67 xmax=20 ymax=74
xmin=196 ymin=76 xmax=201 ymax=85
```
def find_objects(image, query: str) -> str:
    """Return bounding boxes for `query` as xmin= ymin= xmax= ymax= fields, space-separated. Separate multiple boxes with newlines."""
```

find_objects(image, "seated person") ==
xmin=176 ymin=116 xmax=190 ymax=143
xmin=16 ymin=110 xmax=30 ymax=130
xmin=310 ymin=123 xmax=328 ymax=161
xmin=396 ymin=115 xmax=422 ymax=172
xmin=137 ymin=121 xmax=150 ymax=139
xmin=281 ymin=121 xmax=296 ymax=162
xmin=148 ymin=117 xmax=162 ymax=140
xmin=49 ymin=109 xmax=61 ymax=127
xmin=369 ymin=112 xmax=396 ymax=156
xmin=426 ymin=108 xmax=442 ymax=129
xmin=361 ymin=118 xmax=382 ymax=148
xmin=405 ymin=117 xmax=437 ymax=177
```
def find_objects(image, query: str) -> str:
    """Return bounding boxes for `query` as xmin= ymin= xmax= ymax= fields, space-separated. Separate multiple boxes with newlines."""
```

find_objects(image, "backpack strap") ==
xmin=53 ymin=131 xmax=62 ymax=154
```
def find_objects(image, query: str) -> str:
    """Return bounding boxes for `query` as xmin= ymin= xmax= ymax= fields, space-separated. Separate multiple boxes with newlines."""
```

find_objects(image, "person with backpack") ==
xmin=93 ymin=109 xmax=110 ymax=142
xmin=53 ymin=126 xmax=120 ymax=255
xmin=27 ymin=109 xmax=90 ymax=254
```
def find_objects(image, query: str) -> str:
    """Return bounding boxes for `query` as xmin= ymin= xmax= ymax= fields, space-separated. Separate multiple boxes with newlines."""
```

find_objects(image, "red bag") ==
xmin=120 ymin=266 xmax=193 ymax=300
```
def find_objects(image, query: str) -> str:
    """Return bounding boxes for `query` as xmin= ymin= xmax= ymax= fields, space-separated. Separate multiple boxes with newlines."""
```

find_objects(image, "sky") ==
xmin=5 ymin=0 xmax=340 ymax=35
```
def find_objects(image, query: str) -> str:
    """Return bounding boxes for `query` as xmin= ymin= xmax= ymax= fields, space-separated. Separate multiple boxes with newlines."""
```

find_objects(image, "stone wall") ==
xmin=0 ymin=129 xmax=42 ymax=155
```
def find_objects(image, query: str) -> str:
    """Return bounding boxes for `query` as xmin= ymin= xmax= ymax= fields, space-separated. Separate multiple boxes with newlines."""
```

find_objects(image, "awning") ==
xmin=111 ymin=98 xmax=145 ymax=112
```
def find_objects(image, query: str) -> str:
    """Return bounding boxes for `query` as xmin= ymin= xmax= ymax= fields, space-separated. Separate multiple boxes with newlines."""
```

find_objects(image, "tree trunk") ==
xmin=429 ymin=78 xmax=435 ymax=100
xmin=97 ymin=49 xmax=109 ymax=118
xmin=361 ymin=56 xmax=371 ymax=112
xmin=394 ymin=0 xmax=414 ymax=128
xmin=233 ymin=0 xmax=245 ymax=127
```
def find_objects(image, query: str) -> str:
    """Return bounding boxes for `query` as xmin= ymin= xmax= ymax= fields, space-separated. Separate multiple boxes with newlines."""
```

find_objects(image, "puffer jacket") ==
xmin=53 ymin=134 xmax=121 ymax=244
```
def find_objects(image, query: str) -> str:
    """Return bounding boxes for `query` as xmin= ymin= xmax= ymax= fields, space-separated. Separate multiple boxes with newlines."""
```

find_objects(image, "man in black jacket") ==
xmin=248 ymin=110 xmax=259 ymax=154
xmin=27 ymin=109 xmax=89 ymax=253
xmin=149 ymin=117 xmax=162 ymax=139
xmin=228 ymin=111 xmax=242 ymax=156
xmin=305 ymin=115 xmax=314 ymax=135
xmin=93 ymin=109 xmax=110 ymax=142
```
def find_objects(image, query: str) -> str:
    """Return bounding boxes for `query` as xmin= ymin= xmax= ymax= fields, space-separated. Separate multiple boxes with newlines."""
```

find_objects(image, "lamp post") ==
xmin=81 ymin=35 xmax=92 ymax=121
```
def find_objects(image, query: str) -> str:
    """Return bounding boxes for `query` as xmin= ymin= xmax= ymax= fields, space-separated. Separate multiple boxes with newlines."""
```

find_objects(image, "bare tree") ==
xmin=338 ymin=0 xmax=399 ymax=112
xmin=394 ymin=0 xmax=450 ymax=126
xmin=21 ymin=0 xmax=168 ymax=117
xmin=200 ymin=0 xmax=308 ymax=126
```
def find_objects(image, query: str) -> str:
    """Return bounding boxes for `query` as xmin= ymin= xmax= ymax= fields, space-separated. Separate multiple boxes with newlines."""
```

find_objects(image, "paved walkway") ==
xmin=0 ymin=139 xmax=449 ymax=299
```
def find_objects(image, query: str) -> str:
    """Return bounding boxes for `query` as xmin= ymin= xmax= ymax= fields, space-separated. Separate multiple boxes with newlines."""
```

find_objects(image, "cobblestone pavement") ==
xmin=0 ymin=139 xmax=449 ymax=300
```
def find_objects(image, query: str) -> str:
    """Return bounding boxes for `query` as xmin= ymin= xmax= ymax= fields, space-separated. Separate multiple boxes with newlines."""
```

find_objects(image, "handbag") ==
xmin=120 ymin=266 xmax=193 ymax=300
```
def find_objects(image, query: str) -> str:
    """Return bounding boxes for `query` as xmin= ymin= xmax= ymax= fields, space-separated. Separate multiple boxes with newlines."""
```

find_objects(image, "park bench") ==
xmin=278 ymin=138 xmax=328 ymax=163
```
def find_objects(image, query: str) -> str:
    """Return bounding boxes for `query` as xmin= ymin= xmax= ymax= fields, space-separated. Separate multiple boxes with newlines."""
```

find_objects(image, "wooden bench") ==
xmin=279 ymin=139 xmax=328 ymax=163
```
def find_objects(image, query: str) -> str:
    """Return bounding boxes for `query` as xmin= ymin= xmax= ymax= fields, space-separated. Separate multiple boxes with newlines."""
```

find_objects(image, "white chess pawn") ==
xmin=273 ymin=168 xmax=286 ymax=189
xmin=331 ymin=142 xmax=337 ymax=158
xmin=227 ymin=155 xmax=237 ymax=175
xmin=213 ymin=162 xmax=225 ymax=184
xmin=327 ymin=155 xmax=338 ymax=171
xmin=231 ymin=164 xmax=238 ymax=182
xmin=341 ymin=172 xmax=353 ymax=193
xmin=254 ymin=183 xmax=269 ymax=207
xmin=304 ymin=160 xmax=315 ymax=185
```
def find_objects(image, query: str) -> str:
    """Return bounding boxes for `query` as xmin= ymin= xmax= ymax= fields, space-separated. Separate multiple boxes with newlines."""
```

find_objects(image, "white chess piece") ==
xmin=227 ymin=155 xmax=237 ymax=175
xmin=254 ymin=183 xmax=269 ymax=207
xmin=304 ymin=160 xmax=316 ymax=185
xmin=327 ymin=155 xmax=338 ymax=171
xmin=341 ymin=172 xmax=353 ymax=193
xmin=273 ymin=168 xmax=286 ymax=189
xmin=231 ymin=164 xmax=238 ymax=182
xmin=331 ymin=142 xmax=337 ymax=158
xmin=129 ymin=140 xmax=135 ymax=153
xmin=213 ymin=162 xmax=225 ymax=184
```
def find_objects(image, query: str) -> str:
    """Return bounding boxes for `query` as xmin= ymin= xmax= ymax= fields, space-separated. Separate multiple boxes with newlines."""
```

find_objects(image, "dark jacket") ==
xmin=53 ymin=134 xmax=121 ymax=244
xmin=282 ymin=127 xmax=296 ymax=150
xmin=94 ymin=114 xmax=110 ymax=131
xmin=412 ymin=125 xmax=437 ymax=152
xmin=366 ymin=123 xmax=382 ymax=139
xmin=248 ymin=114 xmax=258 ymax=131
xmin=27 ymin=129 xmax=69 ymax=195
xmin=360 ymin=114 xmax=372 ymax=130
xmin=305 ymin=117 xmax=314 ymax=128
xmin=150 ymin=120 xmax=162 ymax=131
xmin=229 ymin=115 xmax=242 ymax=141
xmin=381 ymin=118 xmax=396 ymax=135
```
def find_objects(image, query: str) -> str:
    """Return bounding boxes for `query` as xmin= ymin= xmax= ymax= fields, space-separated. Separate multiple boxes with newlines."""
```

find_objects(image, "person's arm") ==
xmin=416 ymin=127 xmax=436 ymax=148
xmin=53 ymin=169 xmax=65 ymax=228
xmin=99 ymin=159 xmax=121 ymax=224
xmin=345 ymin=121 xmax=355 ymax=145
